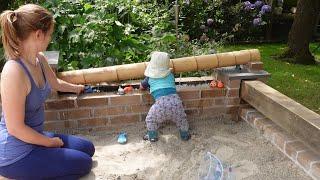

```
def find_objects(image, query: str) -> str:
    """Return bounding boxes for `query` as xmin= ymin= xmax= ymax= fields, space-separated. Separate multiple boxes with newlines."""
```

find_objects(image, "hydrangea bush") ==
xmin=178 ymin=0 xmax=272 ymax=42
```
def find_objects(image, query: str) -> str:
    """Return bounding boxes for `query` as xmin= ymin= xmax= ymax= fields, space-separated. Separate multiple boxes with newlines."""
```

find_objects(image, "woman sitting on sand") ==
xmin=0 ymin=4 xmax=94 ymax=179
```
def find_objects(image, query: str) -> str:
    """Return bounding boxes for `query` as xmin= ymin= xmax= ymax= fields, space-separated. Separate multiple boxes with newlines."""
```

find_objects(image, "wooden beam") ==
xmin=241 ymin=80 xmax=320 ymax=154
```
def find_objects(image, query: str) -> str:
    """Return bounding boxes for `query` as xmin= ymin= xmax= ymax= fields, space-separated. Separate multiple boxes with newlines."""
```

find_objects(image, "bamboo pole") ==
xmin=58 ymin=49 xmax=261 ymax=84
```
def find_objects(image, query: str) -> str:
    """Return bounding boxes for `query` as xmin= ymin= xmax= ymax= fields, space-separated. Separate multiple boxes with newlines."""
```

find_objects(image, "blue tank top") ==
xmin=0 ymin=59 xmax=51 ymax=166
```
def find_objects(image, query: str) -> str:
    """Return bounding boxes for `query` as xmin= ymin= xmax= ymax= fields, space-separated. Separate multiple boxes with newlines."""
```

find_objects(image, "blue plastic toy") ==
xmin=84 ymin=85 xmax=93 ymax=93
xmin=117 ymin=132 xmax=127 ymax=144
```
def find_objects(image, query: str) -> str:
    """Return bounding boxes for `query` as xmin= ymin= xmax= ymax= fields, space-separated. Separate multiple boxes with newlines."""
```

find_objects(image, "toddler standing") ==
xmin=140 ymin=52 xmax=190 ymax=142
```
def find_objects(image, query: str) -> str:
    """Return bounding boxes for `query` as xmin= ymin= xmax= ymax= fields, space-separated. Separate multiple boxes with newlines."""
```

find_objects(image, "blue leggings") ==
xmin=0 ymin=132 xmax=95 ymax=180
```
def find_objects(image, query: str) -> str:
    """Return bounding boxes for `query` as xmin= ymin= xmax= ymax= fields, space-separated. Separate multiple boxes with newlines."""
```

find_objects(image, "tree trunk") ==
xmin=282 ymin=0 xmax=320 ymax=64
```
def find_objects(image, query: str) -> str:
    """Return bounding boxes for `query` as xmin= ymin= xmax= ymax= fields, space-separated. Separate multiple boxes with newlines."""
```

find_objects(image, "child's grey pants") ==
xmin=145 ymin=94 xmax=189 ymax=131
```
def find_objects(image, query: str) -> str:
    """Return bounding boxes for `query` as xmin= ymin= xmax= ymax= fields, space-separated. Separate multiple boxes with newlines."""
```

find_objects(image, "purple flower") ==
xmin=203 ymin=0 xmax=208 ymax=3
xmin=261 ymin=5 xmax=271 ymax=13
xmin=253 ymin=18 xmax=262 ymax=26
xmin=259 ymin=10 xmax=265 ymax=15
xmin=244 ymin=3 xmax=256 ymax=11
xmin=254 ymin=1 xmax=263 ymax=8
xmin=207 ymin=18 xmax=214 ymax=26
xmin=244 ymin=1 xmax=251 ymax=6
xmin=244 ymin=6 xmax=251 ymax=11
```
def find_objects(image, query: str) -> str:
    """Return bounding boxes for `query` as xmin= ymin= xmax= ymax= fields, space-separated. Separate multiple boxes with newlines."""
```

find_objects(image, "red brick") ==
xmin=87 ymin=126 xmax=114 ymax=132
xmin=221 ymin=79 xmax=241 ymax=88
xmin=128 ymin=104 xmax=150 ymax=113
xmin=215 ymin=98 xmax=225 ymax=105
xmin=45 ymin=99 xmax=75 ymax=110
xmin=141 ymin=93 xmax=154 ymax=105
xmin=245 ymin=111 xmax=262 ymax=125
xmin=109 ymin=114 xmax=140 ymax=125
xmin=78 ymin=118 xmax=108 ymax=127
xmin=228 ymin=79 xmax=241 ymax=88
xmin=254 ymin=118 xmax=273 ymax=132
xmin=183 ymin=99 xmax=215 ymax=109
xmin=77 ymin=96 xmax=108 ymax=107
xmin=140 ymin=113 xmax=148 ymax=122
xmin=311 ymin=162 xmax=320 ymax=179
xmin=226 ymin=97 xmax=240 ymax=105
xmin=285 ymin=141 xmax=307 ymax=159
xmin=274 ymin=132 xmax=297 ymax=151
xmin=199 ymin=107 xmax=225 ymax=117
xmin=44 ymin=121 xmax=65 ymax=131
xmin=60 ymin=109 xmax=91 ymax=120
xmin=297 ymin=151 xmax=320 ymax=171
xmin=217 ymin=73 xmax=228 ymax=83
xmin=239 ymin=108 xmax=256 ymax=121
xmin=94 ymin=106 xmax=126 ymax=117
xmin=183 ymin=99 xmax=201 ymax=109
xmin=110 ymin=95 xmax=141 ymax=106
xmin=64 ymin=120 xmax=78 ymax=129
xmin=226 ymin=88 xmax=239 ymax=97
xmin=178 ymin=89 xmax=200 ymax=100
xmin=226 ymin=113 xmax=239 ymax=121
xmin=185 ymin=109 xmax=199 ymax=118
xmin=45 ymin=111 xmax=59 ymax=121
xmin=264 ymin=125 xmax=283 ymax=142
xmin=201 ymin=89 xmax=226 ymax=98
xmin=201 ymin=99 xmax=216 ymax=107
xmin=226 ymin=106 xmax=239 ymax=115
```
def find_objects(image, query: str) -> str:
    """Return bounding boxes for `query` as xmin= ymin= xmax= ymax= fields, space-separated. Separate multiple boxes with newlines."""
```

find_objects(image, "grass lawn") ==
xmin=220 ymin=43 xmax=320 ymax=114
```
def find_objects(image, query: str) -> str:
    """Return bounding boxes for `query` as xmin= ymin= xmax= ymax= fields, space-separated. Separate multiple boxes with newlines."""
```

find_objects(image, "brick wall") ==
xmin=0 ymin=63 xmax=269 ymax=133
xmin=44 ymin=84 xmax=241 ymax=133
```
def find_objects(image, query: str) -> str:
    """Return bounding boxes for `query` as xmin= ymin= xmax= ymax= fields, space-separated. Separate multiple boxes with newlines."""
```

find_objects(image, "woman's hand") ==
xmin=74 ymin=84 xmax=85 ymax=95
xmin=47 ymin=137 xmax=64 ymax=148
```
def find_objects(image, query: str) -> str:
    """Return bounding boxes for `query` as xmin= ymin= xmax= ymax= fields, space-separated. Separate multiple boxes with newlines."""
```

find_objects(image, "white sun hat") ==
xmin=144 ymin=51 xmax=171 ymax=78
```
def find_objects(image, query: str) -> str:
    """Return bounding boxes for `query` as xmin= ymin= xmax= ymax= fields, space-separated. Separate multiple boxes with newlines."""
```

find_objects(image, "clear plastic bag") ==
xmin=198 ymin=152 xmax=224 ymax=180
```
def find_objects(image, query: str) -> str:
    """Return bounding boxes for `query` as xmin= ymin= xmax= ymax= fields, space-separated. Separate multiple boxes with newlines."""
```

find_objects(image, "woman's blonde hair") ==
xmin=0 ymin=4 xmax=53 ymax=60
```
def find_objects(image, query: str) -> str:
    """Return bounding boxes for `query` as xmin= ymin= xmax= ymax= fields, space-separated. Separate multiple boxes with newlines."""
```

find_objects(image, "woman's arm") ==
xmin=1 ymin=61 xmax=63 ymax=147
xmin=37 ymin=52 xmax=84 ymax=94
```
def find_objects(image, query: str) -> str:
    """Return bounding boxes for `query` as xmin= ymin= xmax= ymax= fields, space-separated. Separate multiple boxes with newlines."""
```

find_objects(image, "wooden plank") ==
xmin=241 ymin=80 xmax=320 ymax=154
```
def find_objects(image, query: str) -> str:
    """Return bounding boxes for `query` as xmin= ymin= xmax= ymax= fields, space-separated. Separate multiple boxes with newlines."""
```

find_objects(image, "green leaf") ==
xmin=84 ymin=3 xmax=93 ymax=12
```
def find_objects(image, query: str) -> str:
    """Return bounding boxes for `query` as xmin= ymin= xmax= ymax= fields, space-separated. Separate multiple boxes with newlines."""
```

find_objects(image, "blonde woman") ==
xmin=0 ymin=4 xmax=94 ymax=179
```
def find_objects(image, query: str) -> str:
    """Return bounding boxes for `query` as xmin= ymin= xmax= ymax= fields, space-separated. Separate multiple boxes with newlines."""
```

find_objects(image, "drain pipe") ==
xmin=174 ymin=0 xmax=179 ymax=39
xmin=57 ymin=49 xmax=261 ymax=84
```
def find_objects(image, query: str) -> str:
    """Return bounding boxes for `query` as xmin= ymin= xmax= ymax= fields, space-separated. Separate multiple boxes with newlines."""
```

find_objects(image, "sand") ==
xmin=80 ymin=117 xmax=310 ymax=180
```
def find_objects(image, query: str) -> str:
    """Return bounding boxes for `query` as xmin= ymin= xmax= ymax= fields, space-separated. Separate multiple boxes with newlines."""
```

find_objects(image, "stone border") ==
xmin=239 ymin=106 xmax=320 ymax=180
